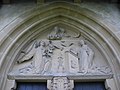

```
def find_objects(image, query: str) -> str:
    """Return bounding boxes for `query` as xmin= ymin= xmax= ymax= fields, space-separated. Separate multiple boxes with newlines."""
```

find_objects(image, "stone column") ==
xmin=74 ymin=0 xmax=82 ymax=3
xmin=37 ymin=0 xmax=44 ymax=4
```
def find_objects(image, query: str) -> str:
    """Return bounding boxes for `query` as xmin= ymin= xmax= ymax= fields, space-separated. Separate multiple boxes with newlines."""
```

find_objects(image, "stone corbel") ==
xmin=47 ymin=77 xmax=74 ymax=90
xmin=11 ymin=80 xmax=17 ymax=90
xmin=105 ymin=80 xmax=111 ymax=90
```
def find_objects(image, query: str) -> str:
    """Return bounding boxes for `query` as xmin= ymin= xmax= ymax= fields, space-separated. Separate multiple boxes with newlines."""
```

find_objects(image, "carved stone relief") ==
xmin=47 ymin=77 xmax=74 ymax=90
xmin=47 ymin=26 xmax=80 ymax=40
xmin=47 ymin=26 xmax=65 ymax=40
xmin=9 ymin=26 xmax=112 ymax=76
xmin=69 ymin=40 xmax=95 ymax=74
xmin=19 ymin=61 xmax=35 ymax=74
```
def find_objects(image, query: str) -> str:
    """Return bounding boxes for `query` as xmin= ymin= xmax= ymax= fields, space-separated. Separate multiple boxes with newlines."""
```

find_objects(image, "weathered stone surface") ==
xmin=0 ymin=2 xmax=120 ymax=90
xmin=7 ymin=26 xmax=113 ymax=90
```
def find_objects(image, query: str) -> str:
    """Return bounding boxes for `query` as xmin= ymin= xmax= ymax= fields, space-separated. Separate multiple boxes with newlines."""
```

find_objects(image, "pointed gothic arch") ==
xmin=0 ymin=2 xmax=120 ymax=90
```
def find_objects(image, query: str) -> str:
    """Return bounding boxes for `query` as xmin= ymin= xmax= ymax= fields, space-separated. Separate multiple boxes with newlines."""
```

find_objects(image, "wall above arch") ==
xmin=0 ymin=2 xmax=120 ymax=90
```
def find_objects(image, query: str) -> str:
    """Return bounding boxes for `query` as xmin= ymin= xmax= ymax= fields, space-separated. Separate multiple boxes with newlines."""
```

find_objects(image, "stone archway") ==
xmin=0 ymin=2 xmax=120 ymax=90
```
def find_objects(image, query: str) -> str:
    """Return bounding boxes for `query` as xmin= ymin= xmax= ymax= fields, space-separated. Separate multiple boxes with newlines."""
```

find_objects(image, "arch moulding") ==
xmin=0 ymin=2 xmax=120 ymax=90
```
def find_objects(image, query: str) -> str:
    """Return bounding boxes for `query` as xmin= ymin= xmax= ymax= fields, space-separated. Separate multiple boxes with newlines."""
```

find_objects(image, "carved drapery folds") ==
xmin=9 ymin=26 xmax=112 ymax=76
xmin=7 ymin=26 xmax=113 ymax=90
xmin=69 ymin=39 xmax=94 ymax=74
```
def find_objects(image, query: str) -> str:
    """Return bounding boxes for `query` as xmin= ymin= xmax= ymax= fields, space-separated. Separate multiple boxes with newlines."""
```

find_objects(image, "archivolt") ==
xmin=0 ymin=2 xmax=120 ymax=90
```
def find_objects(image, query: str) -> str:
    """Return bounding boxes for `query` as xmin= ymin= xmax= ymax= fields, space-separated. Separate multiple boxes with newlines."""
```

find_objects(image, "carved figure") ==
xmin=78 ymin=40 xmax=94 ymax=73
xmin=17 ymin=41 xmax=47 ymax=74
xmin=47 ymin=41 xmax=56 ymax=54
xmin=17 ymin=42 xmax=36 ymax=63
xmin=40 ymin=41 xmax=56 ymax=74
xmin=17 ymin=40 xmax=59 ymax=74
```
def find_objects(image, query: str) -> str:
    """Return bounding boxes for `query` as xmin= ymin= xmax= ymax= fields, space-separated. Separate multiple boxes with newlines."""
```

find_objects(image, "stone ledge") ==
xmin=8 ymin=74 xmax=113 ymax=80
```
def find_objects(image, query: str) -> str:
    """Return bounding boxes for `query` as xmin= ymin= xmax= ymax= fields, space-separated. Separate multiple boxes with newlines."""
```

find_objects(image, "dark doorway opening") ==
xmin=74 ymin=82 xmax=106 ymax=90
xmin=17 ymin=82 xmax=47 ymax=90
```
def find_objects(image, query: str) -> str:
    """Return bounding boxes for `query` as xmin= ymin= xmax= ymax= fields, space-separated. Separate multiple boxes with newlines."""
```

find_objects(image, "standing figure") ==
xmin=41 ymin=40 xmax=55 ymax=74
xmin=78 ymin=40 xmax=94 ymax=74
